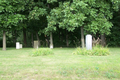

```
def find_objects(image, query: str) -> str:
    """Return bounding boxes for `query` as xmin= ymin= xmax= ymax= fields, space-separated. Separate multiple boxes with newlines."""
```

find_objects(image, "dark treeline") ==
xmin=0 ymin=0 xmax=120 ymax=50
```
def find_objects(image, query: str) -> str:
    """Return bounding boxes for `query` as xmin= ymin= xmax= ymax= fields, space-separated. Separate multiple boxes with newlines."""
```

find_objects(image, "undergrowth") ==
xmin=31 ymin=48 xmax=54 ymax=56
xmin=72 ymin=46 xmax=110 ymax=56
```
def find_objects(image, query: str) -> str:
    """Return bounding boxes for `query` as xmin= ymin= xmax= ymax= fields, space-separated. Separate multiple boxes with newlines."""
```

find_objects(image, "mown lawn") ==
xmin=0 ymin=48 xmax=120 ymax=80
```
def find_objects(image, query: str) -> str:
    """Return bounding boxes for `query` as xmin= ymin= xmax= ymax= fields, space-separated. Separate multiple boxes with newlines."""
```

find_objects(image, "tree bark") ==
xmin=12 ymin=30 xmax=17 ymax=46
xmin=101 ymin=34 xmax=106 ymax=47
xmin=14 ymin=30 xmax=17 ymax=44
xmin=66 ymin=30 xmax=69 ymax=47
xmin=81 ymin=26 xmax=84 ymax=48
xmin=45 ymin=35 xmax=49 ymax=47
xmin=3 ymin=30 xmax=6 ymax=51
xmin=50 ymin=32 xmax=53 ymax=49
xmin=36 ymin=32 xmax=40 ymax=47
xmin=23 ymin=28 xmax=27 ymax=47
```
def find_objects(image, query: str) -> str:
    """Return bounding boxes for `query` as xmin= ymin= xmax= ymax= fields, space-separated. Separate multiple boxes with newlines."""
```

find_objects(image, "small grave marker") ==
xmin=34 ymin=41 xmax=38 ymax=49
xmin=19 ymin=44 xmax=22 ymax=49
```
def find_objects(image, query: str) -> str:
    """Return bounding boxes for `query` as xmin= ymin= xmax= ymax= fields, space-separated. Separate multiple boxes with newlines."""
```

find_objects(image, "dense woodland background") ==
xmin=0 ymin=0 xmax=120 ymax=49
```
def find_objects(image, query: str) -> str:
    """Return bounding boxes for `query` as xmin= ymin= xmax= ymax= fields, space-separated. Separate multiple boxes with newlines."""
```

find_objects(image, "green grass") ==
xmin=0 ymin=48 xmax=120 ymax=80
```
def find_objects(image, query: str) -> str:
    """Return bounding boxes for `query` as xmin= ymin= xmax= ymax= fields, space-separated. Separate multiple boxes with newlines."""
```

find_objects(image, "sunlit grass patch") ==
xmin=0 ymin=48 xmax=120 ymax=80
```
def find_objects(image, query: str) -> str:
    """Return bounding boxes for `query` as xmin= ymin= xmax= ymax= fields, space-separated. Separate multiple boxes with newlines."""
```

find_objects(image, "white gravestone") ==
xmin=34 ymin=41 xmax=38 ymax=49
xmin=16 ymin=42 xmax=20 ymax=49
xmin=86 ymin=34 xmax=92 ymax=50
xmin=19 ymin=44 xmax=22 ymax=49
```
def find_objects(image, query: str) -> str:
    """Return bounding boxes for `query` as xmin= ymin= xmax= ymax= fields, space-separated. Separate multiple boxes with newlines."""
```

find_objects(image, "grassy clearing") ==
xmin=0 ymin=48 xmax=120 ymax=80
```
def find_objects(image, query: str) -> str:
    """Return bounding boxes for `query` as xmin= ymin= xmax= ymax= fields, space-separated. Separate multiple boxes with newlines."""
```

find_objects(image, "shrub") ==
xmin=31 ymin=48 xmax=54 ymax=56
xmin=93 ymin=47 xmax=110 ymax=56
xmin=72 ymin=46 xmax=110 ymax=56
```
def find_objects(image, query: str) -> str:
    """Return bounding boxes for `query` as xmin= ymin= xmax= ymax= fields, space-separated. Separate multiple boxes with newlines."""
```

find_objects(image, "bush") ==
xmin=72 ymin=46 xmax=110 ymax=56
xmin=31 ymin=48 xmax=54 ymax=56
xmin=93 ymin=47 xmax=110 ymax=56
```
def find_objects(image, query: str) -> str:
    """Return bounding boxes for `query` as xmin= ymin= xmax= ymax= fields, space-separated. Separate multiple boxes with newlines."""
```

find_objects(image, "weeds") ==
xmin=31 ymin=48 xmax=54 ymax=56
xmin=72 ymin=46 xmax=110 ymax=56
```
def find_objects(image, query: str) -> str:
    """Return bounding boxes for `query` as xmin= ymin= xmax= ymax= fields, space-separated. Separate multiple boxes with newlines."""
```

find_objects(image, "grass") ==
xmin=0 ymin=47 xmax=120 ymax=80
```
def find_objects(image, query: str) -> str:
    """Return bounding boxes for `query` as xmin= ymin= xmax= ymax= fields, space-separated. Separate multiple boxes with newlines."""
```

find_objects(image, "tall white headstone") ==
xmin=86 ymin=34 xmax=92 ymax=50
xmin=16 ymin=42 xmax=20 ymax=49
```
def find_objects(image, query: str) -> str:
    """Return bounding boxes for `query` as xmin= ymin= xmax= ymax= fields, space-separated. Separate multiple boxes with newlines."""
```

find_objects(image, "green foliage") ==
xmin=47 ymin=0 xmax=57 ymax=3
xmin=0 ymin=0 xmax=120 ymax=48
xmin=73 ymin=48 xmax=92 ymax=55
xmin=0 ymin=0 xmax=26 ymax=29
xmin=93 ymin=46 xmax=110 ymax=56
xmin=31 ymin=48 xmax=54 ymax=56
xmin=47 ymin=0 xmax=120 ymax=35
xmin=28 ymin=7 xmax=47 ymax=20
xmin=47 ymin=1 xmax=87 ymax=32
xmin=106 ymin=8 xmax=120 ymax=46
xmin=73 ymin=46 xmax=110 ymax=56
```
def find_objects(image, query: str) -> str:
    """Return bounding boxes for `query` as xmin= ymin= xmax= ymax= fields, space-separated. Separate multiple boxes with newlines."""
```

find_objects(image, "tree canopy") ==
xmin=47 ymin=0 xmax=120 ymax=34
xmin=0 ymin=0 xmax=120 ymax=49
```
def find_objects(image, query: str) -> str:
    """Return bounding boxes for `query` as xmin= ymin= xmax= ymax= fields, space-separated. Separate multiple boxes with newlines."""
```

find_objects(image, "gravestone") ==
xmin=34 ymin=41 xmax=38 ymax=49
xmin=86 ymin=34 xmax=92 ymax=50
xmin=16 ymin=42 xmax=20 ymax=49
xmin=19 ymin=44 xmax=22 ymax=49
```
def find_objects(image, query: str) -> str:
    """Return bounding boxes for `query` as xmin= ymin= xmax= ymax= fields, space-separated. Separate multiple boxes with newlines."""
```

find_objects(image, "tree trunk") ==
xmin=14 ymin=30 xmax=17 ymax=44
xmin=3 ymin=30 xmax=6 ymax=51
xmin=81 ymin=26 xmax=84 ymax=48
xmin=101 ymin=34 xmax=106 ymax=47
xmin=36 ymin=32 xmax=40 ymax=47
xmin=31 ymin=33 xmax=34 ymax=47
xmin=12 ymin=30 xmax=17 ymax=46
xmin=50 ymin=32 xmax=53 ymax=49
xmin=45 ymin=35 xmax=49 ymax=47
xmin=23 ymin=28 xmax=27 ymax=47
xmin=66 ymin=30 xmax=69 ymax=47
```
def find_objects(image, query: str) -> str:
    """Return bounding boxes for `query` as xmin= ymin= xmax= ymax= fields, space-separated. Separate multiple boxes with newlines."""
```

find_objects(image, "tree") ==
xmin=0 ymin=0 xmax=119 ymax=49
xmin=106 ymin=6 xmax=120 ymax=46
xmin=0 ymin=0 xmax=26 ymax=50
xmin=47 ymin=0 xmax=120 ymax=48
xmin=28 ymin=0 xmax=47 ymax=47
